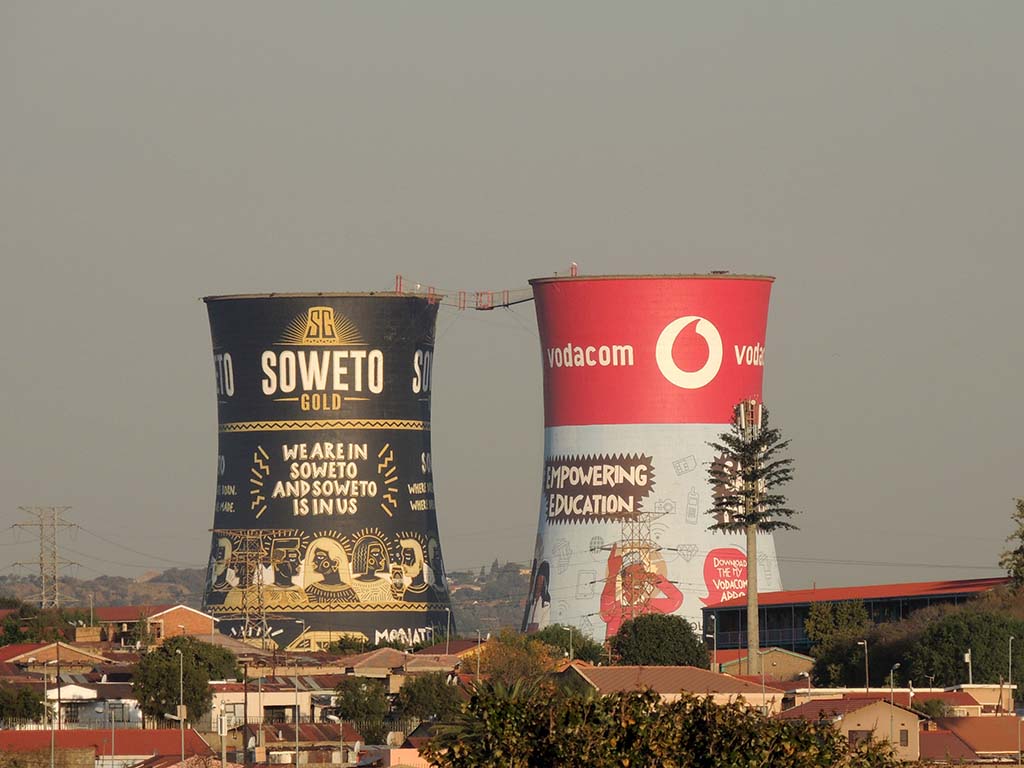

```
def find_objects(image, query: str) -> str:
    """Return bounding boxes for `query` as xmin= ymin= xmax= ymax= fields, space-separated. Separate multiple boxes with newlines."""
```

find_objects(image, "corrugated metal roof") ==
xmin=709 ymin=577 xmax=1008 ymax=608
xmin=573 ymin=665 xmax=779 ymax=696
xmin=920 ymin=729 xmax=980 ymax=762
xmin=934 ymin=716 xmax=1024 ymax=755
xmin=0 ymin=728 xmax=212 ymax=756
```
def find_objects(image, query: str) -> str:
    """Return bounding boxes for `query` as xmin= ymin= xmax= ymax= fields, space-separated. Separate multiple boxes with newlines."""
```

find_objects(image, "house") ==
xmin=712 ymin=647 xmax=814 ymax=679
xmin=1 ymin=642 xmax=111 ymax=676
xmin=786 ymin=684 xmax=1011 ymax=717
xmin=919 ymin=724 xmax=980 ymax=763
xmin=244 ymin=722 xmax=362 ymax=765
xmin=557 ymin=663 xmax=785 ymax=714
xmin=93 ymin=605 xmax=218 ymax=645
xmin=778 ymin=697 xmax=922 ymax=761
xmin=414 ymin=639 xmax=484 ymax=659
xmin=48 ymin=680 xmax=143 ymax=730
xmin=932 ymin=716 xmax=1024 ymax=762
xmin=0 ymin=728 xmax=213 ymax=768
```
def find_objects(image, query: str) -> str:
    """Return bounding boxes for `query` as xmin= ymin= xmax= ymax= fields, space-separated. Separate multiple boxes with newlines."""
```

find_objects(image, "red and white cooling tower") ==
xmin=522 ymin=274 xmax=781 ymax=640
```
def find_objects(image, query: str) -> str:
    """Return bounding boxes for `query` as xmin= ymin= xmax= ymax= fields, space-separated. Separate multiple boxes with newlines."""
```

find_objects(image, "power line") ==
xmin=12 ymin=506 xmax=76 ymax=609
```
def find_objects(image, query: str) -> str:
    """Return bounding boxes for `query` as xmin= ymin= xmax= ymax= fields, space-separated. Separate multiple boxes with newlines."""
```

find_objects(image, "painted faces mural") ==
xmin=203 ymin=294 xmax=452 ymax=649
xmin=522 ymin=275 xmax=783 ymax=641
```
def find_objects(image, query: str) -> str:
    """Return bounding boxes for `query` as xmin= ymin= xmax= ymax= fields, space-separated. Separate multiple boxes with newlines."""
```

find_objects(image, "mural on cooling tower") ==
xmin=522 ymin=275 xmax=783 ymax=642
xmin=202 ymin=294 xmax=451 ymax=649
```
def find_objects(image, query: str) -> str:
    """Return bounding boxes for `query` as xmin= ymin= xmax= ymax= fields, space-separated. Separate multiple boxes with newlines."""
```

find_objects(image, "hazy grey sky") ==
xmin=2 ymin=3 xmax=1022 ymax=595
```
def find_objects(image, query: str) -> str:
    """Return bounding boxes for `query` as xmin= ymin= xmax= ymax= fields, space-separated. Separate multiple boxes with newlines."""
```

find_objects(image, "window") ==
xmin=848 ymin=730 xmax=873 ymax=747
xmin=63 ymin=702 xmax=83 ymax=724
xmin=899 ymin=729 xmax=909 ymax=747
xmin=109 ymin=702 xmax=128 ymax=723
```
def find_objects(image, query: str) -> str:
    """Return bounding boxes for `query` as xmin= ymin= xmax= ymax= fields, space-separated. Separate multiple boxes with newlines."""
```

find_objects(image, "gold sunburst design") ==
xmin=278 ymin=306 xmax=364 ymax=346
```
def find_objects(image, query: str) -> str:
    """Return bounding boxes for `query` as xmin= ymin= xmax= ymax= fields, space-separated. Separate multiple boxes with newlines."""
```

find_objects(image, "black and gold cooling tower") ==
xmin=202 ymin=294 xmax=451 ymax=650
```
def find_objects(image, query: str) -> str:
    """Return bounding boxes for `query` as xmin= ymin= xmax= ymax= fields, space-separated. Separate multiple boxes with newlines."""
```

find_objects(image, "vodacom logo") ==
xmin=655 ymin=316 xmax=723 ymax=389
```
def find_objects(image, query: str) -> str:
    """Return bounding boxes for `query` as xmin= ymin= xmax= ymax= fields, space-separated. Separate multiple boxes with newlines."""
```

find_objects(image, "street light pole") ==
xmin=857 ymin=639 xmax=870 ymax=693
xmin=176 ymin=649 xmax=184 ymax=764
xmin=294 ymin=619 xmax=305 ymax=765
xmin=476 ymin=630 xmax=482 ymax=680
xmin=889 ymin=662 xmax=901 ymax=745
xmin=1011 ymin=636 xmax=1016 ymax=708
xmin=564 ymin=626 xmax=573 ymax=662
xmin=706 ymin=615 xmax=717 ymax=672
xmin=444 ymin=608 xmax=451 ymax=655
xmin=33 ymin=659 xmax=55 ymax=768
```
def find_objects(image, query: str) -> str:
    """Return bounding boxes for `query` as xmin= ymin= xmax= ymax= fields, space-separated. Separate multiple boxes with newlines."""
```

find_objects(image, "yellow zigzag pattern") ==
xmin=220 ymin=419 xmax=429 ymax=433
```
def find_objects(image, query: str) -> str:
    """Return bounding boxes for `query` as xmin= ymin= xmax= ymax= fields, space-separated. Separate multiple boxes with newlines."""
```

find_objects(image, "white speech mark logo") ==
xmin=655 ymin=316 xmax=723 ymax=389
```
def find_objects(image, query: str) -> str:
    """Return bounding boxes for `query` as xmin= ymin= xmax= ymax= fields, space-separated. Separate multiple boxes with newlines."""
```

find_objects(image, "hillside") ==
xmin=0 ymin=561 xmax=529 ymax=634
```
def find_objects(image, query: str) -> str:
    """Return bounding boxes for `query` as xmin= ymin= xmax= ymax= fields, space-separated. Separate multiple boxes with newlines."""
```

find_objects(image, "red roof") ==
xmin=0 ymin=728 xmax=212 ymax=756
xmin=779 ymin=697 xmax=920 ymax=721
xmin=0 ymin=643 xmax=46 ymax=662
xmin=935 ymin=716 xmax=1024 ymax=755
xmin=920 ymin=729 xmax=980 ymax=762
xmin=93 ymin=605 xmax=175 ymax=623
xmin=842 ymin=690 xmax=980 ymax=709
xmin=709 ymin=577 xmax=1008 ymax=609
xmin=415 ymin=639 xmax=481 ymax=656
xmin=569 ymin=664 xmax=783 ymax=696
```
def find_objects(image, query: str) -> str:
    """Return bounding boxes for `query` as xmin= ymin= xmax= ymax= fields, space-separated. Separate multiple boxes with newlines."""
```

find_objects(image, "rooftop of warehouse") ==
xmin=707 ymin=576 xmax=1009 ymax=609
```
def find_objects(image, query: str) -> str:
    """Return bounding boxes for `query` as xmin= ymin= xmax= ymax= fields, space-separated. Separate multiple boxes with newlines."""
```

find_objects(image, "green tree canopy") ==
xmin=334 ymin=676 xmax=390 ymax=720
xmin=902 ymin=609 xmax=1024 ymax=691
xmin=531 ymin=624 xmax=605 ymax=664
xmin=0 ymin=682 xmax=44 ymax=721
xmin=132 ymin=637 xmax=239 ymax=722
xmin=1001 ymin=498 xmax=1024 ymax=589
xmin=423 ymin=681 xmax=898 ymax=768
xmin=610 ymin=614 xmax=709 ymax=667
xmin=805 ymin=601 xmax=870 ymax=653
xmin=396 ymin=672 xmax=461 ymax=720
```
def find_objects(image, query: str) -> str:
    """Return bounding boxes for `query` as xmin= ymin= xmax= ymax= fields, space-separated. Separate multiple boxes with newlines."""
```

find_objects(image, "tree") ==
xmin=335 ymin=676 xmax=391 ymax=744
xmin=1001 ymin=498 xmax=1024 ymax=589
xmin=707 ymin=400 xmax=798 ymax=673
xmin=0 ymin=682 xmax=44 ymax=721
xmin=476 ymin=629 xmax=557 ymax=686
xmin=531 ymin=624 xmax=605 ymax=664
xmin=805 ymin=601 xmax=870 ymax=651
xmin=423 ymin=684 xmax=899 ymax=768
xmin=902 ymin=609 xmax=1024 ymax=691
xmin=912 ymin=698 xmax=950 ymax=718
xmin=396 ymin=672 xmax=461 ymax=720
xmin=133 ymin=637 xmax=239 ymax=722
xmin=610 ymin=614 xmax=709 ymax=667
xmin=334 ymin=677 xmax=390 ymax=720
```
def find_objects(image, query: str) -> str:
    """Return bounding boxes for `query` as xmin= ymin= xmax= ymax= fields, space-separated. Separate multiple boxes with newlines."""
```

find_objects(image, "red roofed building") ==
xmin=94 ymin=605 xmax=218 ymax=646
xmin=557 ymin=663 xmax=785 ymax=714
xmin=779 ymin=697 xmax=921 ymax=761
xmin=702 ymin=577 xmax=1008 ymax=653
xmin=919 ymin=726 xmax=980 ymax=763
xmin=933 ymin=715 xmax=1024 ymax=761
xmin=0 ymin=728 xmax=213 ymax=763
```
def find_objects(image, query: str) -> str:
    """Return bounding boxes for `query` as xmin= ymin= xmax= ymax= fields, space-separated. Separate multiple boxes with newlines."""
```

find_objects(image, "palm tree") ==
xmin=707 ymin=399 xmax=797 ymax=674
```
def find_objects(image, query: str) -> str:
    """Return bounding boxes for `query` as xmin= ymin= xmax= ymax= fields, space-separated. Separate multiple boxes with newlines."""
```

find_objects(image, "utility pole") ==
xmin=13 ymin=506 xmax=75 ymax=609
xmin=739 ymin=401 xmax=763 ymax=675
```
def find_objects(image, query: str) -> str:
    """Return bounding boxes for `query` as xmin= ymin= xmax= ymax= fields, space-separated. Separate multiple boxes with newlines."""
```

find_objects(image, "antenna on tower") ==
xmin=13 ymin=506 xmax=77 ymax=609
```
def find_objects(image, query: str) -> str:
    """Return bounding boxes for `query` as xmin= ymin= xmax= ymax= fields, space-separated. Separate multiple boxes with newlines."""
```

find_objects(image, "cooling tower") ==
xmin=522 ymin=275 xmax=781 ymax=641
xmin=202 ymin=294 xmax=451 ymax=650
